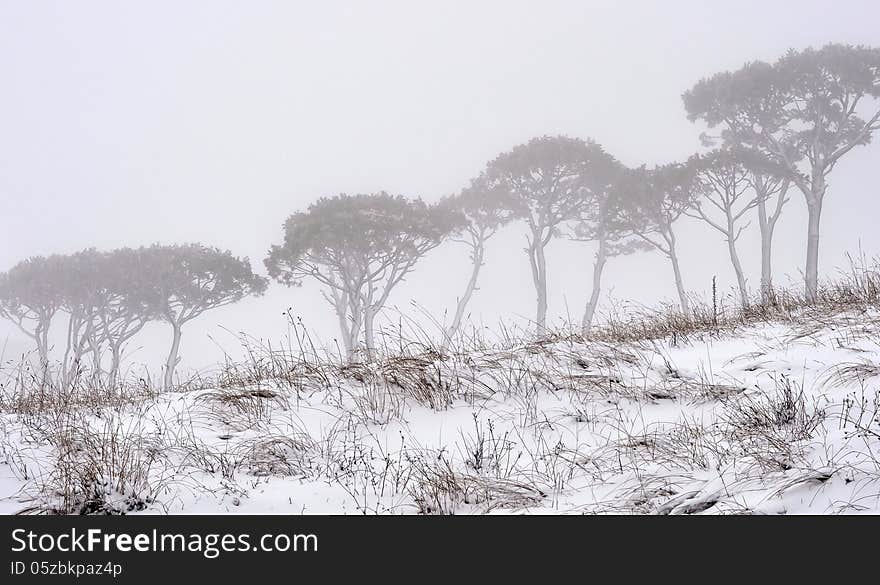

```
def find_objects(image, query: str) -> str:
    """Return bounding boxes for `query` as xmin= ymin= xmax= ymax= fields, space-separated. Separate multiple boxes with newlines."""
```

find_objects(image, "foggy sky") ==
xmin=1 ymin=1 xmax=879 ymax=375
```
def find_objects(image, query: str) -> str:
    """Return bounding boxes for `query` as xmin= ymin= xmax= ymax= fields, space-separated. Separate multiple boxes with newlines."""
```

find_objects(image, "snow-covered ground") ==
xmin=1 ymin=309 xmax=879 ymax=515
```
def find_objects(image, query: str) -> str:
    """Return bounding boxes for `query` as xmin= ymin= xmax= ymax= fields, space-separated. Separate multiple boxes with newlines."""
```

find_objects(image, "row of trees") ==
xmin=685 ymin=43 xmax=880 ymax=300
xmin=265 ymin=43 xmax=880 ymax=353
xmin=2 ymin=43 xmax=878 ymax=374
xmin=259 ymin=140 xmax=782 ymax=348
xmin=0 ymin=245 xmax=266 ymax=389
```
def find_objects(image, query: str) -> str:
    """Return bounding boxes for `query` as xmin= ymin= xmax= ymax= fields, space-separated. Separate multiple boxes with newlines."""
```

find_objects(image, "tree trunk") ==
xmin=35 ymin=319 xmax=51 ymax=385
xmin=61 ymin=315 xmax=76 ymax=388
xmin=535 ymin=244 xmax=548 ymax=334
xmin=163 ymin=321 xmax=182 ymax=391
xmin=725 ymin=218 xmax=748 ymax=307
xmin=108 ymin=344 xmax=122 ymax=389
xmin=667 ymin=231 xmax=690 ymax=314
xmin=36 ymin=321 xmax=50 ymax=367
xmin=445 ymin=240 xmax=484 ymax=347
xmin=61 ymin=314 xmax=92 ymax=389
xmin=88 ymin=331 xmax=102 ymax=383
xmin=338 ymin=325 xmax=353 ymax=360
xmin=363 ymin=305 xmax=377 ymax=360
xmin=348 ymin=307 xmax=362 ymax=361
xmin=333 ymin=299 xmax=354 ymax=359
xmin=526 ymin=235 xmax=549 ymax=335
xmin=760 ymin=231 xmax=772 ymax=304
xmin=757 ymin=195 xmax=773 ymax=304
xmin=805 ymin=197 xmax=823 ymax=303
xmin=581 ymin=237 xmax=608 ymax=334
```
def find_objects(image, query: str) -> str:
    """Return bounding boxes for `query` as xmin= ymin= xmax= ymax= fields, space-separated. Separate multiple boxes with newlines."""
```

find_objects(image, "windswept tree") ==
xmin=0 ymin=255 xmax=65 ymax=368
xmin=265 ymin=193 xmax=462 ymax=359
xmin=685 ymin=149 xmax=761 ymax=306
xmin=140 ymin=244 xmax=268 ymax=390
xmin=569 ymin=169 xmax=648 ymax=333
xmin=689 ymin=145 xmax=792 ymax=304
xmin=684 ymin=43 xmax=880 ymax=301
xmin=749 ymin=154 xmax=791 ymax=303
xmin=92 ymin=248 xmax=163 ymax=388
xmin=440 ymin=180 xmax=515 ymax=345
xmin=624 ymin=162 xmax=701 ymax=313
xmin=0 ymin=251 xmax=155 ymax=386
xmin=482 ymin=135 xmax=618 ymax=333
xmin=57 ymin=249 xmax=105 ymax=385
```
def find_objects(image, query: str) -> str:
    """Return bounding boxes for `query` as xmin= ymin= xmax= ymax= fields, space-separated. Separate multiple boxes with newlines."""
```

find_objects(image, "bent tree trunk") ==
xmin=670 ymin=253 xmax=690 ymax=314
xmin=581 ymin=237 xmax=608 ymax=334
xmin=805 ymin=198 xmax=823 ymax=303
xmin=666 ymin=230 xmax=690 ymax=314
xmin=88 ymin=333 xmax=103 ymax=383
xmin=725 ymin=218 xmax=748 ymax=307
xmin=163 ymin=322 xmax=182 ymax=391
xmin=445 ymin=240 xmax=484 ymax=347
xmin=35 ymin=321 xmax=50 ymax=369
xmin=108 ymin=344 xmax=122 ymax=389
xmin=61 ymin=317 xmax=76 ymax=388
xmin=33 ymin=317 xmax=52 ymax=385
xmin=62 ymin=314 xmax=92 ymax=388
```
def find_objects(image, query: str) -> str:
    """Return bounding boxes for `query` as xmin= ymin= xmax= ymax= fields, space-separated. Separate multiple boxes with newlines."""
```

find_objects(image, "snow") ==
xmin=1 ymin=310 xmax=879 ymax=515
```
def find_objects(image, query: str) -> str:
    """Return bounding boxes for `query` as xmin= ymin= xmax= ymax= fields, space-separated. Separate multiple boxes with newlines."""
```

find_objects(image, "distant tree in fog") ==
xmin=685 ymin=149 xmax=762 ymax=307
xmin=748 ymin=153 xmax=791 ymax=303
xmin=0 ymin=251 xmax=141 ymax=384
xmin=57 ymin=250 xmax=105 ymax=386
xmin=569 ymin=168 xmax=650 ymax=333
xmin=265 ymin=193 xmax=462 ymax=359
xmin=140 ymin=244 xmax=267 ymax=390
xmin=0 ymin=255 xmax=64 ymax=368
xmin=92 ymin=248 xmax=163 ymax=387
xmin=440 ymin=180 xmax=515 ymax=345
xmin=481 ymin=136 xmax=618 ymax=333
xmin=689 ymin=145 xmax=793 ymax=305
xmin=684 ymin=43 xmax=880 ymax=302
xmin=623 ymin=162 xmax=701 ymax=313
xmin=1 ymin=246 xmax=260 ymax=390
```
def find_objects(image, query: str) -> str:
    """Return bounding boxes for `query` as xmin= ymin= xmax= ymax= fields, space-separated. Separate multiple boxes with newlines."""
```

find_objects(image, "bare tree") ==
xmin=684 ymin=43 xmax=880 ymax=301
xmin=623 ymin=163 xmax=701 ymax=313
xmin=482 ymin=136 xmax=618 ymax=333
xmin=440 ymin=180 xmax=515 ymax=346
xmin=266 ymin=193 xmax=461 ymax=359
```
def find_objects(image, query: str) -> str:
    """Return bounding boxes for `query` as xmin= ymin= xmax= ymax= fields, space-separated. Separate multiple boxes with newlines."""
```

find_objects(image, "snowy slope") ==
xmin=1 ymin=309 xmax=879 ymax=515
